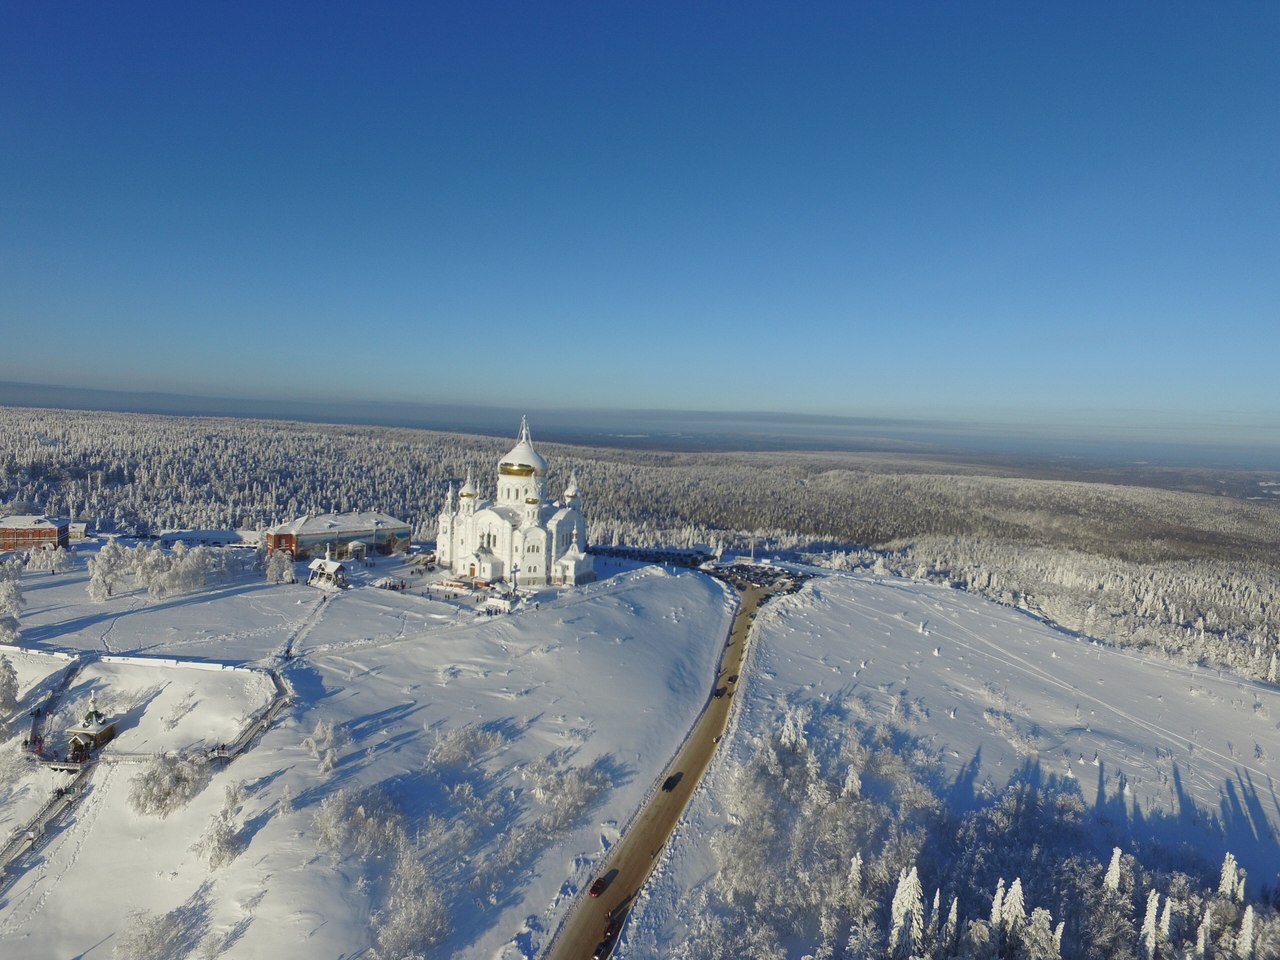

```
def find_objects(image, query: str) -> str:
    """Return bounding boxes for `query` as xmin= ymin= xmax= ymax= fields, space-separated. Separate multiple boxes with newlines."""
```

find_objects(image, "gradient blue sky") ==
xmin=2 ymin=3 xmax=1277 ymax=430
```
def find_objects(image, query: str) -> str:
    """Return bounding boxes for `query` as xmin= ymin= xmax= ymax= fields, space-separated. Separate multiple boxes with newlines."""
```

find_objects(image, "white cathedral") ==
xmin=436 ymin=418 xmax=595 ymax=587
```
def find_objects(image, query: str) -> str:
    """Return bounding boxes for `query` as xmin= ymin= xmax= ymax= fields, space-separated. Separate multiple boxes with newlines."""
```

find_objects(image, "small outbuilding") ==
xmin=66 ymin=696 xmax=116 ymax=762
xmin=307 ymin=557 xmax=347 ymax=590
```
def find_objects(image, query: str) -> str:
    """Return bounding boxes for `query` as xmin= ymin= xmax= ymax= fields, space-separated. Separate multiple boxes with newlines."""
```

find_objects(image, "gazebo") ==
xmin=307 ymin=557 xmax=347 ymax=589
xmin=66 ymin=694 xmax=116 ymax=762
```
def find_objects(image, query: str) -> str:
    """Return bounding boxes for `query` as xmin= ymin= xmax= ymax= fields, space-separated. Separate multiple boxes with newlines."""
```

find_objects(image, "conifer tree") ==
xmin=888 ymin=866 xmax=924 ymax=959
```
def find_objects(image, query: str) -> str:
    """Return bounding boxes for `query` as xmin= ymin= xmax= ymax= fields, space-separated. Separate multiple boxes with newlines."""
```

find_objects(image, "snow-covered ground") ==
xmin=629 ymin=570 xmax=1280 ymax=955
xmin=0 ymin=549 xmax=733 ymax=959
xmin=9 ymin=551 xmax=1280 ymax=959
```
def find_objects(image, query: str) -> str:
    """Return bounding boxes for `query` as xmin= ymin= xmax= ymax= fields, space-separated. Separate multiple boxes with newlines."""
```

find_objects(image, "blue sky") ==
xmin=2 ymin=3 xmax=1277 ymax=431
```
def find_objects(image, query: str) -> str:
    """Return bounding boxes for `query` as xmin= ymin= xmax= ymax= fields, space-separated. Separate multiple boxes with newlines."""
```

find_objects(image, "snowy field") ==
xmin=17 ymin=555 xmax=314 ymax=663
xmin=628 ymin=570 xmax=1280 ymax=955
xmin=0 ymin=551 xmax=733 ymax=959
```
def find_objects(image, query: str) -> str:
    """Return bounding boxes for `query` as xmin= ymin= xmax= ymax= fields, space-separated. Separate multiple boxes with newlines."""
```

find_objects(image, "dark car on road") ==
xmin=589 ymin=876 xmax=608 ymax=898
xmin=661 ymin=773 xmax=681 ymax=792
xmin=593 ymin=925 xmax=620 ymax=960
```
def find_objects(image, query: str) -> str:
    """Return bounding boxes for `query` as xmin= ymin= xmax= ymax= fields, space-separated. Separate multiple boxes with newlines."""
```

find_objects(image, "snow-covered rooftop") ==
xmin=266 ymin=511 xmax=408 ymax=537
xmin=0 ymin=514 xmax=67 ymax=529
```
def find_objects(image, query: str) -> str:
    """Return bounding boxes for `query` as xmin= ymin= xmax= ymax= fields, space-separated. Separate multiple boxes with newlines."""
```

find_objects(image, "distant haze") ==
xmin=3 ymin=381 xmax=1278 ymax=472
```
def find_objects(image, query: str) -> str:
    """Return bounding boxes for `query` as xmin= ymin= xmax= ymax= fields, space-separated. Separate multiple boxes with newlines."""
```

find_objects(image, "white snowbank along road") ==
xmin=437 ymin=417 xmax=594 ymax=586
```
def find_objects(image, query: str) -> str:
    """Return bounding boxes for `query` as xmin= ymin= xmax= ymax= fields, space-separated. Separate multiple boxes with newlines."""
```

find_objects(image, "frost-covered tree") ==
xmin=1003 ymin=876 xmax=1027 ymax=934
xmin=26 ymin=545 xmax=71 ymax=574
xmin=1237 ymin=904 xmax=1255 ymax=959
xmin=1020 ymin=907 xmax=1061 ymax=960
xmin=0 ymin=583 xmax=21 ymax=645
xmin=1219 ymin=851 xmax=1248 ymax=903
xmin=87 ymin=537 xmax=128 ymax=601
xmin=1197 ymin=908 xmax=1212 ymax=957
xmin=1103 ymin=846 xmax=1123 ymax=894
xmin=942 ymin=896 xmax=960 ymax=954
xmin=888 ymin=865 xmax=924 ymax=958
xmin=991 ymin=877 xmax=1007 ymax=926
xmin=265 ymin=548 xmax=295 ymax=584
xmin=146 ymin=543 xmax=216 ymax=599
xmin=132 ymin=542 xmax=170 ymax=591
xmin=1140 ymin=889 xmax=1160 ymax=960
xmin=0 ymin=561 xmax=23 ymax=645
xmin=0 ymin=654 xmax=18 ymax=713
xmin=128 ymin=756 xmax=210 ymax=817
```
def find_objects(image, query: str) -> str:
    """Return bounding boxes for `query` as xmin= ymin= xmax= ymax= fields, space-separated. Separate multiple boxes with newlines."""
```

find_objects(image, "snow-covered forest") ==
xmin=662 ymin=701 xmax=1280 ymax=959
xmin=4 ymin=405 xmax=1278 ymax=684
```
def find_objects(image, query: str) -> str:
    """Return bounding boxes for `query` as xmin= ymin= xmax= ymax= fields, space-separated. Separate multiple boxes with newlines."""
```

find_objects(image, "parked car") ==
xmin=662 ymin=773 xmax=681 ymax=792
xmin=589 ymin=876 xmax=608 ymax=898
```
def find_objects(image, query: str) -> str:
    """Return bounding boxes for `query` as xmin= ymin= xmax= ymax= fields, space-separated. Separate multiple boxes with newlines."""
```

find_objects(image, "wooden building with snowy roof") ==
xmin=265 ymin=511 xmax=410 ymax=560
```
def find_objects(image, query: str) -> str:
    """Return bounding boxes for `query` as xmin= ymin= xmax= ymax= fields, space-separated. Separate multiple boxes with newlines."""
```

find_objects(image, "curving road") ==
xmin=544 ymin=571 xmax=792 ymax=960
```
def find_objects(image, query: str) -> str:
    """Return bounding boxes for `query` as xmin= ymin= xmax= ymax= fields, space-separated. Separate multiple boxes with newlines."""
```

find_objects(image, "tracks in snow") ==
xmin=0 ymin=764 xmax=117 ymax=939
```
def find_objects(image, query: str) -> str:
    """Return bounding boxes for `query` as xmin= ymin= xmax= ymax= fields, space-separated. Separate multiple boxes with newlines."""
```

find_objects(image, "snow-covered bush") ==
xmin=191 ymin=783 xmax=245 ymax=869
xmin=424 ymin=721 xmax=509 ymax=769
xmin=312 ymin=785 xmax=452 ymax=957
xmin=302 ymin=717 xmax=346 ymax=774
xmin=533 ymin=762 xmax=610 ymax=833
xmin=372 ymin=844 xmax=450 ymax=959
xmin=112 ymin=904 xmax=204 ymax=960
xmin=301 ymin=717 xmax=344 ymax=758
xmin=313 ymin=786 xmax=403 ymax=859
xmin=192 ymin=808 xmax=241 ymax=869
xmin=127 ymin=755 xmax=211 ymax=817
